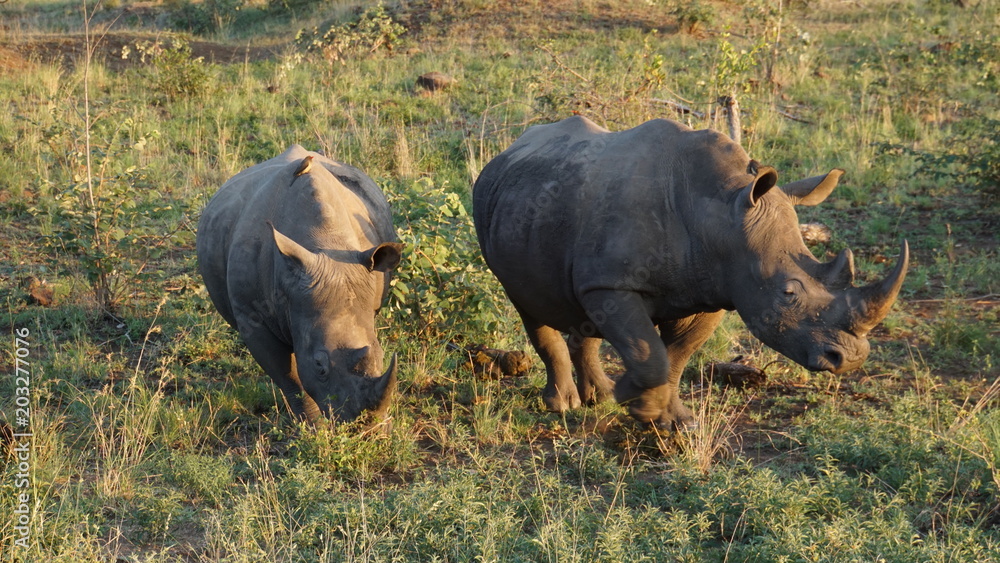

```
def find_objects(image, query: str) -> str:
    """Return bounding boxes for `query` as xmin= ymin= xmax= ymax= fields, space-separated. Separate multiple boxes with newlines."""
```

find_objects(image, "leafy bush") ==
xmin=30 ymin=114 xmax=169 ymax=312
xmin=267 ymin=0 xmax=325 ymax=15
xmin=168 ymin=451 xmax=234 ymax=507
xmin=295 ymin=2 xmax=406 ymax=64
xmin=671 ymin=0 xmax=716 ymax=34
xmin=289 ymin=419 xmax=419 ymax=481
xmin=166 ymin=0 xmax=246 ymax=35
xmin=386 ymin=178 xmax=508 ymax=340
xmin=126 ymin=38 xmax=212 ymax=102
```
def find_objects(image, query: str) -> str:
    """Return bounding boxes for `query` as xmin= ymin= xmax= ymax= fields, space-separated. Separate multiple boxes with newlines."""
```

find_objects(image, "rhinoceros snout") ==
xmin=807 ymin=347 xmax=844 ymax=373
xmin=806 ymin=343 xmax=867 ymax=374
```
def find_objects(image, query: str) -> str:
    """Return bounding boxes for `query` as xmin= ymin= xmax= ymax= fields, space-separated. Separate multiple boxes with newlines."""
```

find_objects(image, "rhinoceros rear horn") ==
xmin=363 ymin=353 xmax=398 ymax=419
xmin=853 ymin=240 xmax=909 ymax=333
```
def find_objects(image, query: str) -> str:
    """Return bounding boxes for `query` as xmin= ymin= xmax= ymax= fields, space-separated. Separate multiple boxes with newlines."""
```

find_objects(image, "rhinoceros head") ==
xmin=727 ymin=166 xmax=908 ymax=374
xmin=271 ymin=225 xmax=403 ymax=421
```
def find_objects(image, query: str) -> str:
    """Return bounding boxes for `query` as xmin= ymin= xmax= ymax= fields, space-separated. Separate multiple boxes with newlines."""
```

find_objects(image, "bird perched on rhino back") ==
xmin=473 ymin=115 xmax=908 ymax=430
xmin=197 ymin=145 xmax=403 ymax=423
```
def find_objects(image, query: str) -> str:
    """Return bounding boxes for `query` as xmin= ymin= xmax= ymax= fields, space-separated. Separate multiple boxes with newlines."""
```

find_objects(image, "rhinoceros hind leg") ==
xmin=518 ymin=311 xmax=581 ymax=412
xmin=568 ymin=336 xmax=613 ymax=405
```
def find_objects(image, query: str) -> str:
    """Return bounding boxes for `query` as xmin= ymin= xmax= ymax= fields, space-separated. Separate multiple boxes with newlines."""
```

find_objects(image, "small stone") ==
xmin=24 ymin=277 xmax=54 ymax=307
xmin=800 ymin=222 xmax=832 ymax=245
xmin=416 ymin=72 xmax=456 ymax=92
xmin=462 ymin=344 xmax=533 ymax=379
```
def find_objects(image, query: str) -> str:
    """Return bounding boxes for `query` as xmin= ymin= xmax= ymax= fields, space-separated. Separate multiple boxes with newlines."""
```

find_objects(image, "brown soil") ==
xmin=1 ymin=32 xmax=284 ymax=72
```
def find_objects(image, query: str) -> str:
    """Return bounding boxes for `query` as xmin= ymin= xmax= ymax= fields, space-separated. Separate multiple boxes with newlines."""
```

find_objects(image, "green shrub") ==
xmin=30 ymin=112 xmax=169 ymax=312
xmin=671 ymin=0 xmax=716 ymax=34
xmin=386 ymin=178 xmax=509 ymax=340
xmin=295 ymin=2 xmax=406 ymax=64
xmin=168 ymin=451 xmax=235 ymax=506
xmin=128 ymin=38 xmax=212 ymax=102
xmin=289 ymin=419 xmax=419 ymax=481
xmin=167 ymin=0 xmax=246 ymax=35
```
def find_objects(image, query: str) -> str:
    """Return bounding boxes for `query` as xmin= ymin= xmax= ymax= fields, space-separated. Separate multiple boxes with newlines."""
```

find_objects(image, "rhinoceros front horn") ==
xmin=363 ymin=353 xmax=398 ymax=419
xmin=852 ymin=240 xmax=909 ymax=333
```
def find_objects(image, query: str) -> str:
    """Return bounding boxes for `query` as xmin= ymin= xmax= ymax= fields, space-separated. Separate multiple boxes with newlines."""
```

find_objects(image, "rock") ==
xmin=461 ymin=344 xmax=533 ymax=379
xmin=416 ymin=72 xmax=456 ymax=92
xmin=23 ymin=277 xmax=54 ymax=307
xmin=800 ymin=222 xmax=832 ymax=245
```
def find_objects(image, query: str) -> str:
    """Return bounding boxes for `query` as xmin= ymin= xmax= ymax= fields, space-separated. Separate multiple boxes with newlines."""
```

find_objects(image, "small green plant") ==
xmin=671 ymin=0 xmax=716 ymax=34
xmin=290 ymin=419 xmax=419 ymax=481
xmin=713 ymin=34 xmax=770 ymax=97
xmin=166 ymin=0 xmax=246 ymax=35
xmin=125 ymin=37 xmax=212 ymax=102
xmin=33 ymin=116 xmax=167 ymax=313
xmin=295 ymin=2 xmax=406 ymax=65
xmin=267 ymin=0 xmax=324 ymax=15
xmin=168 ymin=451 xmax=235 ymax=507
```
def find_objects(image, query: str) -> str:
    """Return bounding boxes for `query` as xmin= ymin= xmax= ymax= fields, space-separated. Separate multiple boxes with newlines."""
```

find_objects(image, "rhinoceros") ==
xmin=473 ymin=115 xmax=908 ymax=429
xmin=197 ymin=145 xmax=403 ymax=422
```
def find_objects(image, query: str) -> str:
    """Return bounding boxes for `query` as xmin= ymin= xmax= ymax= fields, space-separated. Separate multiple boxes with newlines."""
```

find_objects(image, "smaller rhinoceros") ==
xmin=197 ymin=146 xmax=403 ymax=422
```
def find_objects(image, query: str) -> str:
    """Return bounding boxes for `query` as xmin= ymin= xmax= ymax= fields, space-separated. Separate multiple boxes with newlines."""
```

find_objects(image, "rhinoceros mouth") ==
xmin=321 ymin=353 xmax=398 ymax=422
xmin=804 ymin=346 xmax=866 ymax=374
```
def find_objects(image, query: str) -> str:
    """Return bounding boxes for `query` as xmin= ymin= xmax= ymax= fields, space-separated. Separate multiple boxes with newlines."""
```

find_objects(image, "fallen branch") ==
xmin=649 ymin=98 xmax=706 ymax=118
xmin=775 ymin=107 xmax=813 ymax=124
xmin=910 ymin=294 xmax=998 ymax=303
xmin=537 ymin=42 xmax=589 ymax=83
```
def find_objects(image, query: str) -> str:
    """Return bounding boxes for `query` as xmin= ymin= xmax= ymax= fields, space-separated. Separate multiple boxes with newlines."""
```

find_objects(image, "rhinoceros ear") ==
xmin=270 ymin=223 xmax=318 ymax=271
xmin=781 ymin=168 xmax=844 ymax=206
xmin=362 ymin=242 xmax=403 ymax=273
xmin=743 ymin=166 xmax=779 ymax=207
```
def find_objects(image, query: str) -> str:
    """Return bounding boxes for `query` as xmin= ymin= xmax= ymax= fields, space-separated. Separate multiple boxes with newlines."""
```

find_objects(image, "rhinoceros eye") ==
xmin=313 ymin=350 xmax=330 ymax=382
xmin=782 ymin=280 xmax=803 ymax=299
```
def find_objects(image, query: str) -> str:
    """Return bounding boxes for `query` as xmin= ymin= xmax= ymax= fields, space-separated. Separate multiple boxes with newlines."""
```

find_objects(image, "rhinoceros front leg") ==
xmin=567 ymin=336 xmax=614 ymax=405
xmin=288 ymin=354 xmax=323 ymax=421
xmin=240 ymin=328 xmax=314 ymax=420
xmin=580 ymin=290 xmax=691 ymax=429
xmin=517 ymin=310 xmax=582 ymax=412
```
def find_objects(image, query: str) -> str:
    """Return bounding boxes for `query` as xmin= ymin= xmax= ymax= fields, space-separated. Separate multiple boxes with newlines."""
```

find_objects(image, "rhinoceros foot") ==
xmin=614 ymin=376 xmax=696 ymax=432
xmin=543 ymin=381 xmax=582 ymax=413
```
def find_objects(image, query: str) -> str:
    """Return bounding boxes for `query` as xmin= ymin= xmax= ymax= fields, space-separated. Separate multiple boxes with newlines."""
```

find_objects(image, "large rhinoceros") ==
xmin=197 ymin=145 xmax=403 ymax=422
xmin=473 ymin=115 xmax=908 ymax=429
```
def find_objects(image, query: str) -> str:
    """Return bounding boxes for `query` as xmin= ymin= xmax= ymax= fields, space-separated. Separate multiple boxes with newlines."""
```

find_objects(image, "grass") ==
xmin=1 ymin=0 xmax=999 ymax=560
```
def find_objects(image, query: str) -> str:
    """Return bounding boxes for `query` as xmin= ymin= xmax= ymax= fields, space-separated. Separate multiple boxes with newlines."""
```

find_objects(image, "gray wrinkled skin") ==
xmin=197 ymin=145 xmax=402 ymax=422
xmin=473 ymin=116 xmax=908 ymax=429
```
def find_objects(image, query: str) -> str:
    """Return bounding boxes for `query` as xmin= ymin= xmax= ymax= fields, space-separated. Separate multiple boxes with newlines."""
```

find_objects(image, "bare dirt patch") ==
xmin=1 ymin=32 xmax=284 ymax=72
xmin=0 ymin=45 xmax=33 ymax=72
